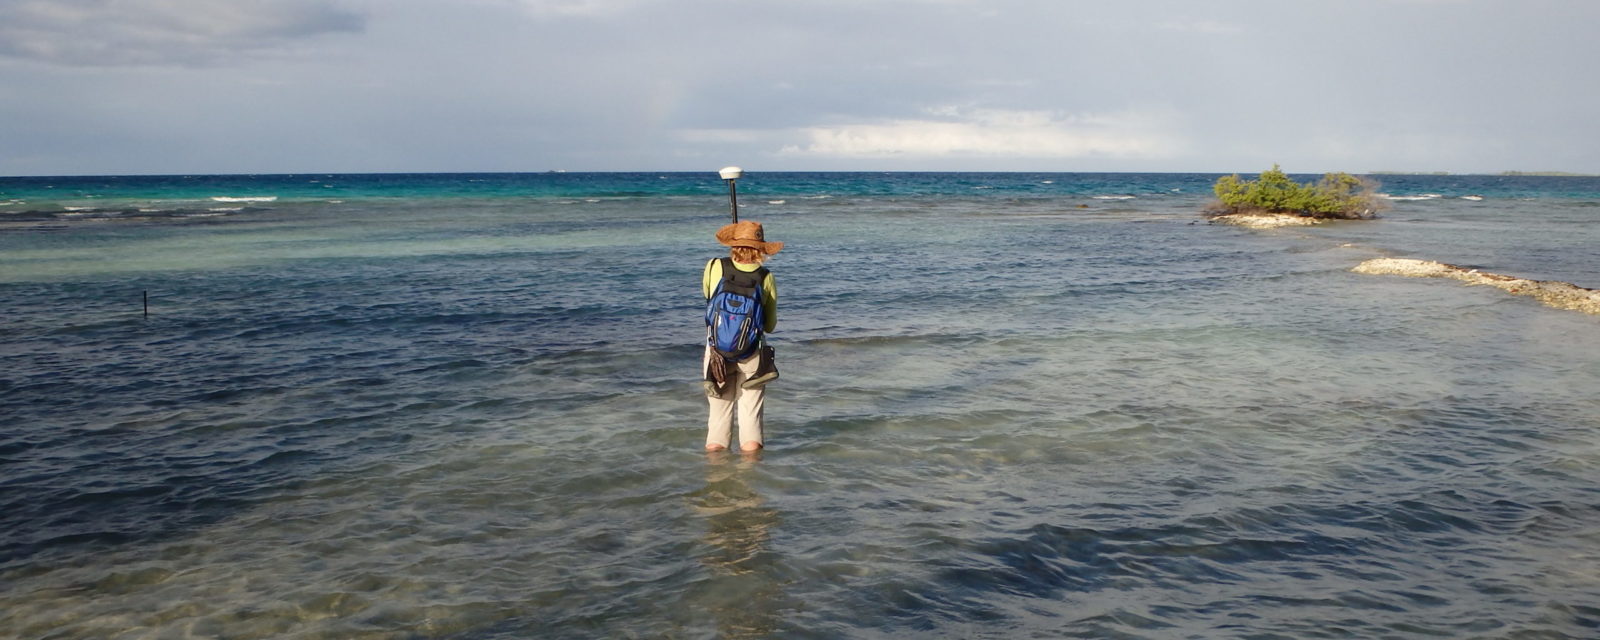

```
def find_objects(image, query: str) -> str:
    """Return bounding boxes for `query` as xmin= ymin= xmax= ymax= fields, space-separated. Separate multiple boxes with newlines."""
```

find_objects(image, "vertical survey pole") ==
xmin=719 ymin=166 xmax=743 ymax=223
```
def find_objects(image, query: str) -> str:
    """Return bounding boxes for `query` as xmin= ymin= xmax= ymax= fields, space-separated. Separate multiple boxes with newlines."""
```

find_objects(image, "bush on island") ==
xmin=1208 ymin=165 xmax=1387 ymax=220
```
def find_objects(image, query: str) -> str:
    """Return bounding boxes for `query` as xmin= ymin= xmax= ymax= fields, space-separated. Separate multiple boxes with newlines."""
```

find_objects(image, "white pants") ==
xmin=705 ymin=346 xmax=765 ymax=449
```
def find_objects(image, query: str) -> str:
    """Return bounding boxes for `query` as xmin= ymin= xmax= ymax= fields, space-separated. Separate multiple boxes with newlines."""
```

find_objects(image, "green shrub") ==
xmin=1209 ymin=165 xmax=1385 ymax=219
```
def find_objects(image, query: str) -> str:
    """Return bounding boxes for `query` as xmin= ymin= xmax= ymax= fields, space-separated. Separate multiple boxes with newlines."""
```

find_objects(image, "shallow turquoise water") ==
xmin=3 ymin=173 xmax=1599 ymax=638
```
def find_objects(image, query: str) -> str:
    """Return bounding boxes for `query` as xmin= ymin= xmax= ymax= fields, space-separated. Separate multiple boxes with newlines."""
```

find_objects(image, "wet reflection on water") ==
xmin=687 ymin=451 xmax=783 ymax=638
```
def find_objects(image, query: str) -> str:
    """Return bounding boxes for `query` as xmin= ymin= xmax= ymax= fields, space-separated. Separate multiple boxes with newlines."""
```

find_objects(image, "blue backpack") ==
xmin=706 ymin=257 xmax=769 ymax=360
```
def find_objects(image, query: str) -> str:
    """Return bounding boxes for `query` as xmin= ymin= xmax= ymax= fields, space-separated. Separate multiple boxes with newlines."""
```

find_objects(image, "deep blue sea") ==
xmin=3 ymin=172 xmax=1599 ymax=639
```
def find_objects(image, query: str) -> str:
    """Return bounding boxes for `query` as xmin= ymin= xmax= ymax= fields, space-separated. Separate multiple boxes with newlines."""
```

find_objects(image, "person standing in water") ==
xmin=703 ymin=221 xmax=781 ymax=453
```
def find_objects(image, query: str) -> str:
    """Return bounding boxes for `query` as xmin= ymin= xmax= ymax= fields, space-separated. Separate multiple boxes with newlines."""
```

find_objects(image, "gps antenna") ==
xmin=719 ymin=166 xmax=743 ymax=223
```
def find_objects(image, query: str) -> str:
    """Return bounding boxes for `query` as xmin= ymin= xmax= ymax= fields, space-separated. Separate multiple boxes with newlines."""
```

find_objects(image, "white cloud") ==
xmin=780 ymin=107 xmax=1189 ymax=160
xmin=0 ymin=0 xmax=363 ymax=67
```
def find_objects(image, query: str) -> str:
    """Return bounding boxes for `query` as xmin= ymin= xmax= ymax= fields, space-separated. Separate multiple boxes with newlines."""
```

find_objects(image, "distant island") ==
xmin=1369 ymin=170 xmax=1598 ymax=177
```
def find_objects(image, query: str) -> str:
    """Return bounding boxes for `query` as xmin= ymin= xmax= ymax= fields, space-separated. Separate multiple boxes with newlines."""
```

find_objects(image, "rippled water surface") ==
xmin=3 ymin=173 xmax=1599 ymax=639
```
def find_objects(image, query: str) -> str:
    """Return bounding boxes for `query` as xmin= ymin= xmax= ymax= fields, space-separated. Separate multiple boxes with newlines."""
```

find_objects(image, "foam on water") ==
xmin=2 ymin=173 xmax=1599 ymax=638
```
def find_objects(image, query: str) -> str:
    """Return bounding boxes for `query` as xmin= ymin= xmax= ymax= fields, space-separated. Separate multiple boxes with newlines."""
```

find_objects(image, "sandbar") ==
xmin=1209 ymin=213 xmax=1324 ymax=228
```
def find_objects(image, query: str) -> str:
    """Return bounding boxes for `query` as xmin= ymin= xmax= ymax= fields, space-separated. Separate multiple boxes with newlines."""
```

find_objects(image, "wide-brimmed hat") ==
xmin=716 ymin=221 xmax=783 ymax=255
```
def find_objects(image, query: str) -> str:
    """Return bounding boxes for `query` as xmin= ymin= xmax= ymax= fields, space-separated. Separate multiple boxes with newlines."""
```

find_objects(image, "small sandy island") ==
xmin=1353 ymin=258 xmax=1600 ymax=315
xmin=1209 ymin=213 xmax=1325 ymax=228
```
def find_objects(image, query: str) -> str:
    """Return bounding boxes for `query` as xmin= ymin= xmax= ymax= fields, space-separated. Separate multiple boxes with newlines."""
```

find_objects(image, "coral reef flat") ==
xmin=1353 ymin=258 xmax=1600 ymax=314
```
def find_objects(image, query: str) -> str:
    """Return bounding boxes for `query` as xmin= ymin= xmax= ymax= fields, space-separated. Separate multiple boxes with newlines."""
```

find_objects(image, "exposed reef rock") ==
xmin=1210 ymin=213 xmax=1324 ymax=228
xmin=1353 ymin=258 xmax=1600 ymax=315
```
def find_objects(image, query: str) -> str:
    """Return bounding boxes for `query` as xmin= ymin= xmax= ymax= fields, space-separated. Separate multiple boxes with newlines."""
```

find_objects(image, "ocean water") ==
xmin=3 ymin=172 xmax=1600 ymax=639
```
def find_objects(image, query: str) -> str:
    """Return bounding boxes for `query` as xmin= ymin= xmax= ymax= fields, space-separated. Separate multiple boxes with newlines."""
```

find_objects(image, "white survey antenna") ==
xmin=719 ymin=166 xmax=744 ymax=181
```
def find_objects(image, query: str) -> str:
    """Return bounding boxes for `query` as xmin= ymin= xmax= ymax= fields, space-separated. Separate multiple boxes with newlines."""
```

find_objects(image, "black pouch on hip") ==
xmin=741 ymin=346 xmax=779 ymax=390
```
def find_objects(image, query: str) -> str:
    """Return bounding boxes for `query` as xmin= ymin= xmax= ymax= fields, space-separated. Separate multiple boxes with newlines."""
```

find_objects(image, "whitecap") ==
xmin=1093 ymin=195 xmax=1136 ymax=200
xmin=1460 ymin=195 xmax=1484 ymax=201
xmin=1040 ymin=180 xmax=1055 ymax=184
xmin=211 ymin=196 xmax=278 ymax=203
xmin=767 ymin=200 xmax=786 ymax=205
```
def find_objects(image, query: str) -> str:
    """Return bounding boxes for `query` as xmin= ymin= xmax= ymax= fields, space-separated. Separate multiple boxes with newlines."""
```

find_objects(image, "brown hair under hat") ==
xmin=716 ymin=221 xmax=783 ymax=255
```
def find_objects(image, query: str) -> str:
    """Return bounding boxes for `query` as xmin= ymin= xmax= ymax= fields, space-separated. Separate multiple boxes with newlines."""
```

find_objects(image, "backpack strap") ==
xmin=725 ymin=258 xmax=769 ymax=278
xmin=718 ymin=257 xmax=767 ymax=290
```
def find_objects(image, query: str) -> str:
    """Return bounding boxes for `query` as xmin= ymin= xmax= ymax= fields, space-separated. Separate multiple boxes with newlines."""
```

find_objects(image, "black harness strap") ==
xmin=717 ymin=257 xmax=768 ymax=296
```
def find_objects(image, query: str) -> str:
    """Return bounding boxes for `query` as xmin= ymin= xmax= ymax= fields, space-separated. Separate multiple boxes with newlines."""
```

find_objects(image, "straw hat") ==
xmin=715 ymin=221 xmax=783 ymax=255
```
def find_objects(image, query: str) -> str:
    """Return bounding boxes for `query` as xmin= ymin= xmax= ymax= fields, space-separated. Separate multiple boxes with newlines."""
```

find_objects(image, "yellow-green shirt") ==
xmin=703 ymin=258 xmax=778 ymax=333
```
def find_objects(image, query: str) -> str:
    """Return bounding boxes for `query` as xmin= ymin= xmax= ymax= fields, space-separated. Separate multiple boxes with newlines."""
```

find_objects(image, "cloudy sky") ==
xmin=2 ymin=0 xmax=1596 ymax=176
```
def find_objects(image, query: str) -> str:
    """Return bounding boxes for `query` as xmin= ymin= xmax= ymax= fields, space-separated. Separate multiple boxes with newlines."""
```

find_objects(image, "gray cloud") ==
xmin=2 ymin=0 xmax=1598 ymax=175
xmin=0 ymin=0 xmax=364 ymax=67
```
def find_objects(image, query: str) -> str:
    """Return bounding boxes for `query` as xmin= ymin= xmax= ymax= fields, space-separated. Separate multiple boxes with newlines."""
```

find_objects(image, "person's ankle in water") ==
xmin=705 ymin=443 xmax=728 ymax=452
xmin=740 ymin=442 xmax=763 ymax=452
